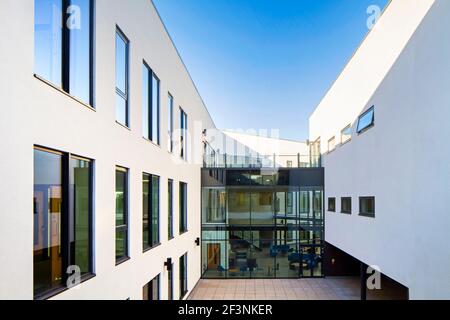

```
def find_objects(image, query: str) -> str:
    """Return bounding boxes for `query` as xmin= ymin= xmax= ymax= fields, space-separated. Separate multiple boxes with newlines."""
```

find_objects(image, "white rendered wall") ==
xmin=0 ymin=0 xmax=215 ymax=300
xmin=309 ymin=0 xmax=450 ymax=299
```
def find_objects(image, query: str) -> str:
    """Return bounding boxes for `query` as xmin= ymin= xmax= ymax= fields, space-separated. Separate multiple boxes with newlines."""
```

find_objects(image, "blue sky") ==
xmin=153 ymin=0 xmax=389 ymax=141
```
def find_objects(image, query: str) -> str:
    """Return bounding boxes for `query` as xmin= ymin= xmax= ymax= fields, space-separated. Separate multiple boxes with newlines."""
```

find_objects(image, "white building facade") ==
xmin=0 ymin=0 xmax=216 ymax=300
xmin=309 ymin=0 xmax=450 ymax=299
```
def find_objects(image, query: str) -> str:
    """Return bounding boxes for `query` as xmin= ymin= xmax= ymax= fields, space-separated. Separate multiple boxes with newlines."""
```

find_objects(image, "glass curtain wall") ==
xmin=201 ymin=171 xmax=324 ymax=279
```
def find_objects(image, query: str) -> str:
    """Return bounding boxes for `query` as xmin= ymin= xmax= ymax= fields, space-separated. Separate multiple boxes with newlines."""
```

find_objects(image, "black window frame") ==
xmin=33 ymin=145 xmax=95 ymax=300
xmin=167 ymin=93 xmax=174 ymax=153
xmin=143 ymin=274 xmax=160 ymax=300
xmin=143 ymin=173 xmax=160 ymax=251
xmin=359 ymin=196 xmax=376 ymax=218
xmin=179 ymin=253 xmax=188 ymax=299
xmin=180 ymin=107 xmax=188 ymax=160
xmin=328 ymin=197 xmax=336 ymax=212
xmin=168 ymin=179 xmax=174 ymax=240
xmin=34 ymin=0 xmax=95 ymax=107
xmin=115 ymin=26 xmax=130 ymax=127
xmin=115 ymin=166 xmax=129 ymax=265
xmin=357 ymin=106 xmax=375 ymax=134
xmin=168 ymin=262 xmax=174 ymax=300
xmin=341 ymin=197 xmax=352 ymax=214
xmin=142 ymin=61 xmax=160 ymax=144
xmin=179 ymin=182 xmax=188 ymax=234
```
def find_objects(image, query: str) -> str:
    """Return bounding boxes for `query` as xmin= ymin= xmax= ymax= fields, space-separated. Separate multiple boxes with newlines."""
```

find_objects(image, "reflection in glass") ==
xmin=202 ymin=188 xmax=226 ymax=223
xmin=179 ymin=182 xmax=188 ymax=233
xmin=116 ymin=169 xmax=128 ymax=261
xmin=143 ymin=275 xmax=160 ymax=300
xmin=116 ymin=30 xmax=128 ymax=126
xmin=168 ymin=180 xmax=174 ymax=239
xmin=33 ymin=148 xmax=63 ymax=297
xmin=228 ymin=189 xmax=250 ymax=225
xmin=152 ymin=74 xmax=160 ymax=144
xmin=34 ymin=0 xmax=63 ymax=86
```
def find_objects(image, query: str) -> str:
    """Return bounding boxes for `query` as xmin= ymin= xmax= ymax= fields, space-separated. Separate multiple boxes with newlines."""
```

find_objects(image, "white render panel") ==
xmin=0 ymin=0 xmax=215 ymax=300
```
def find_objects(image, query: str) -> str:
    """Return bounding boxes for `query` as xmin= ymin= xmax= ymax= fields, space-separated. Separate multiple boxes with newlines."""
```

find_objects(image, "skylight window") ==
xmin=357 ymin=106 xmax=375 ymax=134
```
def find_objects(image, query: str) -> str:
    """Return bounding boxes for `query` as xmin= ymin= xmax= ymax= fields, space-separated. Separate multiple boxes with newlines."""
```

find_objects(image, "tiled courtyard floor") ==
xmin=188 ymin=277 xmax=362 ymax=300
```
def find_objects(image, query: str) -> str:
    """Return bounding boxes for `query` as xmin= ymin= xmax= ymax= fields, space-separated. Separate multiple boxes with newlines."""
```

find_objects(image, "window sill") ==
xmin=341 ymin=211 xmax=352 ymax=215
xmin=115 ymin=256 xmax=131 ymax=266
xmin=116 ymin=121 xmax=131 ymax=131
xmin=143 ymin=243 xmax=161 ymax=253
xmin=179 ymin=230 xmax=189 ymax=236
xmin=34 ymin=74 xmax=96 ymax=112
xmin=357 ymin=124 xmax=375 ymax=136
xmin=142 ymin=137 xmax=161 ymax=148
xmin=168 ymin=236 xmax=175 ymax=241
xmin=34 ymin=273 xmax=96 ymax=301
xmin=359 ymin=213 xmax=375 ymax=218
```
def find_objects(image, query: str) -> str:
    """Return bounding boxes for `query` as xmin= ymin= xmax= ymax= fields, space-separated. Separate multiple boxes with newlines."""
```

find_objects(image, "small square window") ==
xmin=328 ymin=137 xmax=336 ymax=153
xmin=341 ymin=125 xmax=351 ymax=144
xmin=357 ymin=106 xmax=375 ymax=134
xmin=341 ymin=197 xmax=352 ymax=214
xmin=328 ymin=197 xmax=336 ymax=212
xmin=359 ymin=197 xmax=375 ymax=217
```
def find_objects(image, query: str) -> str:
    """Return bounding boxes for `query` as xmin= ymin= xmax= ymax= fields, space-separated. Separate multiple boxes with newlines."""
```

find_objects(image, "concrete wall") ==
xmin=0 ymin=0 xmax=215 ymax=300
xmin=309 ymin=0 xmax=450 ymax=299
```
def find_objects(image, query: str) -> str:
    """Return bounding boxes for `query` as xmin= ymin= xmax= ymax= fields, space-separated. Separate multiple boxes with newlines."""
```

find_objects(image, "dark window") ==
xmin=33 ymin=147 xmax=93 ymax=299
xmin=167 ymin=94 xmax=174 ymax=152
xmin=179 ymin=253 xmax=188 ymax=299
xmin=168 ymin=179 xmax=174 ymax=239
xmin=359 ymin=197 xmax=375 ymax=217
xmin=116 ymin=167 xmax=129 ymax=263
xmin=328 ymin=197 xmax=336 ymax=212
xmin=116 ymin=28 xmax=129 ymax=126
xmin=168 ymin=263 xmax=173 ymax=300
xmin=179 ymin=182 xmax=187 ymax=233
xmin=143 ymin=173 xmax=160 ymax=250
xmin=34 ymin=0 xmax=94 ymax=105
xmin=341 ymin=197 xmax=352 ymax=214
xmin=180 ymin=108 xmax=188 ymax=160
xmin=142 ymin=63 xmax=160 ymax=144
xmin=143 ymin=274 xmax=160 ymax=300
xmin=357 ymin=106 xmax=375 ymax=134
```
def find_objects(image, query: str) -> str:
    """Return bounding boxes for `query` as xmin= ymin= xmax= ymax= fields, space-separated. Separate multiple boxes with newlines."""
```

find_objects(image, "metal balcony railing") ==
xmin=203 ymin=154 xmax=321 ymax=169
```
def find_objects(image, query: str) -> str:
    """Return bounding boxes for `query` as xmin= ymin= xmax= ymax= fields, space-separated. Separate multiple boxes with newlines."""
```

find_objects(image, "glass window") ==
xmin=116 ymin=29 xmax=129 ymax=126
xmin=143 ymin=274 xmax=160 ymax=300
xmin=328 ymin=197 xmax=336 ymax=212
xmin=152 ymin=74 xmax=160 ymax=144
xmin=179 ymin=253 xmax=188 ymax=299
xmin=168 ymin=263 xmax=173 ymax=300
xmin=179 ymin=182 xmax=188 ymax=233
xmin=142 ymin=63 xmax=160 ymax=143
xmin=168 ymin=179 xmax=174 ymax=239
xmin=180 ymin=108 xmax=188 ymax=160
xmin=341 ymin=197 xmax=352 ymax=214
xmin=34 ymin=0 xmax=63 ymax=86
xmin=202 ymin=188 xmax=226 ymax=224
xmin=357 ymin=106 xmax=375 ymax=134
xmin=116 ymin=167 xmax=128 ymax=263
xmin=168 ymin=94 xmax=174 ymax=152
xmin=33 ymin=147 xmax=93 ymax=299
xmin=143 ymin=173 xmax=160 ymax=250
xmin=359 ymin=197 xmax=375 ymax=217
xmin=328 ymin=137 xmax=336 ymax=153
xmin=341 ymin=125 xmax=351 ymax=144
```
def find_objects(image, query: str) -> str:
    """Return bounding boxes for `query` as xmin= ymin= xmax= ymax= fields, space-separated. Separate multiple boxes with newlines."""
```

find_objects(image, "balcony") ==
xmin=204 ymin=154 xmax=321 ymax=169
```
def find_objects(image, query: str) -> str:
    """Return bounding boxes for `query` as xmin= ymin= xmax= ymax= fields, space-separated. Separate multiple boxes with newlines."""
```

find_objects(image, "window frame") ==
xmin=179 ymin=182 xmax=188 ymax=234
xmin=328 ymin=197 xmax=336 ymax=212
xmin=357 ymin=106 xmax=375 ymax=134
xmin=341 ymin=197 xmax=352 ymax=214
xmin=115 ymin=26 xmax=130 ymax=127
xmin=143 ymin=173 xmax=160 ymax=251
xmin=143 ymin=274 xmax=160 ymax=300
xmin=327 ymin=136 xmax=336 ymax=153
xmin=115 ymin=166 xmax=129 ymax=265
xmin=167 ymin=93 xmax=174 ymax=153
xmin=341 ymin=124 xmax=352 ymax=145
xmin=33 ymin=145 xmax=95 ymax=300
xmin=34 ymin=0 xmax=95 ymax=107
xmin=168 ymin=179 xmax=174 ymax=240
xmin=180 ymin=107 xmax=188 ymax=160
xmin=179 ymin=253 xmax=188 ymax=299
xmin=359 ymin=196 xmax=376 ymax=218
xmin=142 ymin=61 xmax=160 ymax=144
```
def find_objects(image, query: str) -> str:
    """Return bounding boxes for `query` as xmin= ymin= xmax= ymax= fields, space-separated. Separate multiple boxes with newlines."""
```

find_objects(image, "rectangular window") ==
xmin=357 ymin=106 xmax=375 ymax=134
xmin=143 ymin=274 xmax=160 ymax=300
xmin=116 ymin=167 xmax=129 ymax=263
xmin=167 ymin=94 xmax=174 ymax=152
xmin=359 ymin=197 xmax=375 ymax=217
xmin=34 ymin=0 xmax=94 ymax=105
xmin=180 ymin=108 xmax=188 ymax=160
xmin=328 ymin=137 xmax=336 ymax=153
xmin=341 ymin=125 xmax=351 ymax=144
xmin=142 ymin=63 xmax=160 ymax=144
xmin=143 ymin=173 xmax=160 ymax=250
xmin=116 ymin=28 xmax=129 ymax=126
xmin=168 ymin=179 xmax=174 ymax=239
xmin=341 ymin=197 xmax=352 ymax=214
xmin=168 ymin=262 xmax=173 ymax=300
xmin=179 ymin=182 xmax=188 ymax=233
xmin=179 ymin=253 xmax=188 ymax=299
xmin=328 ymin=197 xmax=336 ymax=212
xmin=33 ymin=147 xmax=93 ymax=299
